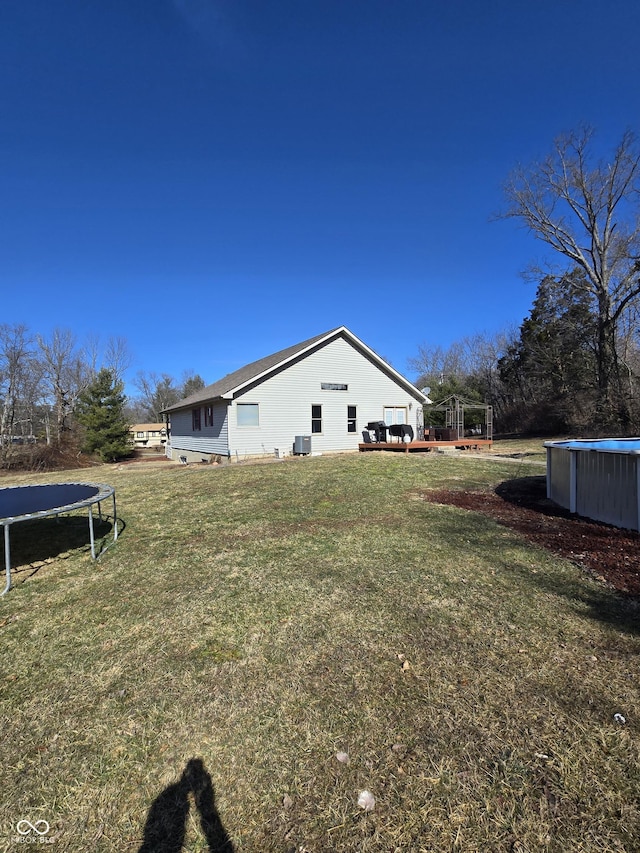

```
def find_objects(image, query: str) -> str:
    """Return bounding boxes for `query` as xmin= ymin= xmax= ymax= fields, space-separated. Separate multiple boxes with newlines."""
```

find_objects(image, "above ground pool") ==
xmin=1 ymin=482 xmax=118 ymax=596
xmin=545 ymin=439 xmax=640 ymax=531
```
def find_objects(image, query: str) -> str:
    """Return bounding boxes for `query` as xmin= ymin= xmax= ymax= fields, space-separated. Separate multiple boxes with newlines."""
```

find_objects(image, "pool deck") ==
xmin=359 ymin=439 xmax=493 ymax=454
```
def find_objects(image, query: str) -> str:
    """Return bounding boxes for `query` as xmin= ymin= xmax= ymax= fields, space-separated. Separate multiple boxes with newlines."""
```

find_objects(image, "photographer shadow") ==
xmin=138 ymin=758 xmax=234 ymax=853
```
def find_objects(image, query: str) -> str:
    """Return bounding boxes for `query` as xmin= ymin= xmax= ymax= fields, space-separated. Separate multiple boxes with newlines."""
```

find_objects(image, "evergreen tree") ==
xmin=76 ymin=369 xmax=132 ymax=462
xmin=181 ymin=373 xmax=206 ymax=399
xmin=498 ymin=270 xmax=599 ymax=432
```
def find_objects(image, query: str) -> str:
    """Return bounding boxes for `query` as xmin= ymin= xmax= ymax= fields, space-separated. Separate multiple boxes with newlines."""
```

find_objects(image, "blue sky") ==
xmin=2 ymin=0 xmax=640 ymax=393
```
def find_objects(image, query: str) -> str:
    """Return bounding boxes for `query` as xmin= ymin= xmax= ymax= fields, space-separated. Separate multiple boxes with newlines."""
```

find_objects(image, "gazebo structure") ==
xmin=422 ymin=395 xmax=493 ymax=442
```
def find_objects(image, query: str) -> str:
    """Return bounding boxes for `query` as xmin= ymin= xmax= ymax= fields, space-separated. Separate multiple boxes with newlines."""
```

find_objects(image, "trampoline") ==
xmin=1 ymin=482 xmax=118 ymax=596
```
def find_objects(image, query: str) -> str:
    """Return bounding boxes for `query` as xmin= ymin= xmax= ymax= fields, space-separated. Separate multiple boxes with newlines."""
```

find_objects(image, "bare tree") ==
xmin=37 ymin=329 xmax=93 ymax=444
xmin=501 ymin=126 xmax=640 ymax=426
xmin=408 ymin=342 xmax=469 ymax=388
xmin=0 ymin=324 xmax=38 ymax=460
xmin=409 ymin=332 xmax=508 ymax=393
xmin=466 ymin=330 xmax=513 ymax=407
xmin=133 ymin=371 xmax=181 ymax=422
xmin=104 ymin=336 xmax=133 ymax=384
xmin=133 ymin=370 xmax=206 ymax=421
xmin=83 ymin=334 xmax=133 ymax=385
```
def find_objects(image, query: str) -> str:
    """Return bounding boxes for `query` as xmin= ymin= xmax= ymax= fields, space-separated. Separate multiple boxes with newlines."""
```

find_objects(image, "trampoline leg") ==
xmin=112 ymin=492 xmax=118 ymax=542
xmin=88 ymin=506 xmax=96 ymax=560
xmin=87 ymin=494 xmax=118 ymax=560
xmin=2 ymin=524 xmax=11 ymax=596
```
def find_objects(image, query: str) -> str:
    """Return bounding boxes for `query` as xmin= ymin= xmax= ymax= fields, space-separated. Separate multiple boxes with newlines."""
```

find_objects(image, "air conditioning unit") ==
xmin=293 ymin=435 xmax=311 ymax=455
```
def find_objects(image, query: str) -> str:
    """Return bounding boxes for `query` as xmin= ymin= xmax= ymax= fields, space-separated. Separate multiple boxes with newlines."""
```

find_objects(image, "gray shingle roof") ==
xmin=161 ymin=327 xmax=344 ymax=413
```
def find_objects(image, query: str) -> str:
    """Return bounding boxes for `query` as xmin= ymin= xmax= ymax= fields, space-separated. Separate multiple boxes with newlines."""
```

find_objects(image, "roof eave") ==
xmin=161 ymin=395 xmax=223 ymax=415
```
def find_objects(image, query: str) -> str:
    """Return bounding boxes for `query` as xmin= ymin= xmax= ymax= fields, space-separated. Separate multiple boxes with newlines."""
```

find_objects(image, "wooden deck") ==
xmin=358 ymin=439 xmax=493 ymax=454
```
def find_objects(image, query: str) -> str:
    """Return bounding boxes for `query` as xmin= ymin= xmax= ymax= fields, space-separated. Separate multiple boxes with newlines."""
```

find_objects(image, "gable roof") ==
xmin=161 ymin=326 xmax=426 ymax=413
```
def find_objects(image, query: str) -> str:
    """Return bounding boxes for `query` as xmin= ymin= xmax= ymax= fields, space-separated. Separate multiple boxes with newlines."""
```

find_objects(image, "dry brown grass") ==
xmin=1 ymin=450 xmax=638 ymax=851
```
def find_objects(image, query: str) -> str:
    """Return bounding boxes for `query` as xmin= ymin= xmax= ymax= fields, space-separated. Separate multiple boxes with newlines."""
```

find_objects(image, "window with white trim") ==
xmin=237 ymin=403 xmax=259 ymax=426
xmin=347 ymin=405 xmax=357 ymax=433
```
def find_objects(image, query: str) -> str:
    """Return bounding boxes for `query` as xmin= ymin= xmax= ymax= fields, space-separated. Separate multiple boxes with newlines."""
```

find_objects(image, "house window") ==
xmin=321 ymin=382 xmax=348 ymax=391
xmin=204 ymin=405 xmax=214 ymax=427
xmin=237 ymin=403 xmax=259 ymax=426
xmin=347 ymin=406 xmax=357 ymax=433
xmin=311 ymin=404 xmax=322 ymax=433
xmin=136 ymin=432 xmax=144 ymax=438
xmin=192 ymin=408 xmax=202 ymax=431
xmin=384 ymin=407 xmax=407 ymax=425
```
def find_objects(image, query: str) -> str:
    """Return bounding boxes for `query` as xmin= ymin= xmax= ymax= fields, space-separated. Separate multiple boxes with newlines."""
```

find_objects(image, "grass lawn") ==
xmin=1 ymin=449 xmax=638 ymax=852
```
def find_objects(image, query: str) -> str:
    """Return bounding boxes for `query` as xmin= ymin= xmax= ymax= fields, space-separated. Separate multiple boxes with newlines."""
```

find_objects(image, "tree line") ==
xmin=0 ymin=326 xmax=205 ymax=465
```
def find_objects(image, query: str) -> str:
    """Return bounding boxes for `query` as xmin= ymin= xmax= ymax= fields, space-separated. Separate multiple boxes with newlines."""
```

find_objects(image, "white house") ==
xmin=162 ymin=326 xmax=427 ymax=462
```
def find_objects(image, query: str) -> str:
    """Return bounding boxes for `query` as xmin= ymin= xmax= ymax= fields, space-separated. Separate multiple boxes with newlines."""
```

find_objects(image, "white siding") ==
xmin=227 ymin=336 xmax=420 ymax=456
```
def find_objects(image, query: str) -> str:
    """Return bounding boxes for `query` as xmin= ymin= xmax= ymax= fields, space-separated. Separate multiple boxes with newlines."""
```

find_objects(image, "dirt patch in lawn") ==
xmin=423 ymin=476 xmax=640 ymax=599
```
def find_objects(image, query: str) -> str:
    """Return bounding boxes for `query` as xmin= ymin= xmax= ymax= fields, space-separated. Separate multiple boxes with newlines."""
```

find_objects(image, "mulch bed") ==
xmin=424 ymin=476 xmax=640 ymax=599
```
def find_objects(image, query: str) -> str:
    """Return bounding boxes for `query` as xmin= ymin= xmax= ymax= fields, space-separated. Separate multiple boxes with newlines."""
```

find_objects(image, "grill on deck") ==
xmin=366 ymin=421 xmax=388 ymax=442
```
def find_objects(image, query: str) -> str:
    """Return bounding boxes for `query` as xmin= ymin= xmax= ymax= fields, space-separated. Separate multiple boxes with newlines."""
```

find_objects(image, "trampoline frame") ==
xmin=1 ymin=482 xmax=118 ymax=596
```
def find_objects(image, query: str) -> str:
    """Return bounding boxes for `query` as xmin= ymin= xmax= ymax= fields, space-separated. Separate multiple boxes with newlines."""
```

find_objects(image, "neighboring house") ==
xmin=130 ymin=423 xmax=167 ymax=449
xmin=162 ymin=326 xmax=428 ymax=463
